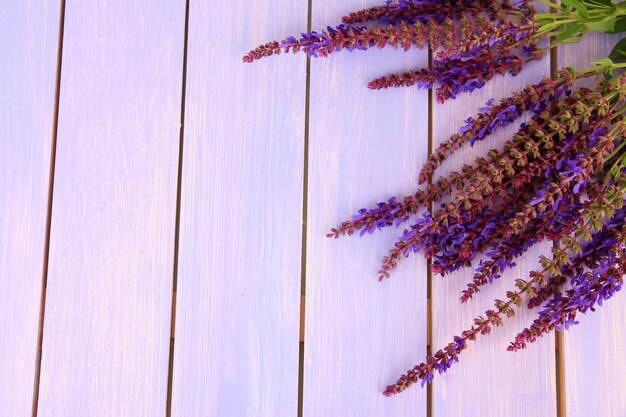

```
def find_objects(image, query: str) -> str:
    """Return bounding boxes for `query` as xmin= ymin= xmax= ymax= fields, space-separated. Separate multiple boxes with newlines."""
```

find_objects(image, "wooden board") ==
xmin=36 ymin=1 xmax=185 ymax=416
xmin=303 ymin=2 xmax=429 ymax=416
xmin=558 ymin=33 xmax=626 ymax=417
xmin=0 ymin=1 xmax=60 ymax=416
xmin=431 ymin=60 xmax=558 ymax=415
xmin=168 ymin=1 xmax=307 ymax=416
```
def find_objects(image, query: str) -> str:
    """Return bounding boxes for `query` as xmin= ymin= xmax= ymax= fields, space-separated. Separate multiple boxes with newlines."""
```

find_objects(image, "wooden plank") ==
xmin=431 ymin=61 xmax=558 ymax=414
xmin=558 ymin=33 xmax=626 ymax=417
xmin=303 ymin=2 xmax=429 ymax=415
xmin=36 ymin=2 xmax=185 ymax=416
xmin=169 ymin=1 xmax=306 ymax=416
xmin=0 ymin=1 xmax=60 ymax=416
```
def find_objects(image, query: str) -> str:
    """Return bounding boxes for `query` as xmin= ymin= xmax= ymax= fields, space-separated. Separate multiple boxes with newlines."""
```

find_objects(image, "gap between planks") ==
xmin=297 ymin=0 xmax=313 ymax=416
xmin=31 ymin=1 xmax=66 ymax=416
xmin=165 ymin=0 xmax=190 ymax=416
xmin=427 ymin=47 xmax=434 ymax=417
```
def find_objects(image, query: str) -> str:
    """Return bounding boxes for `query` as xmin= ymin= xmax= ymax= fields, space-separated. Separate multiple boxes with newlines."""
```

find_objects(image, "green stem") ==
xmin=538 ymin=17 xmax=579 ymax=25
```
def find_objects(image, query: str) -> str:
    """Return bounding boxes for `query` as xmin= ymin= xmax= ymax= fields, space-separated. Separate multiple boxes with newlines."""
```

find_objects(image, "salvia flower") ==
xmin=329 ymin=66 xmax=626 ymax=395
xmin=245 ymin=0 xmax=626 ymax=101
xmin=247 ymin=1 xmax=626 ymax=398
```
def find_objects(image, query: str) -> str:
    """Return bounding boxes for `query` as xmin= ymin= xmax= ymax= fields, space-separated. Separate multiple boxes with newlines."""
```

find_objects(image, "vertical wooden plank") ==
xmin=0 ymin=1 xmax=59 ymax=415
xmin=431 ymin=62 xmax=558 ymax=414
xmin=169 ymin=1 xmax=306 ymax=416
xmin=303 ymin=2 xmax=428 ymax=416
xmin=37 ymin=1 xmax=185 ymax=416
xmin=559 ymin=33 xmax=626 ymax=417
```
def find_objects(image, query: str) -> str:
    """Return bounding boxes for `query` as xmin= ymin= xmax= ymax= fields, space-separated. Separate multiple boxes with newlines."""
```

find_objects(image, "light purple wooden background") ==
xmin=1 ymin=1 xmax=624 ymax=416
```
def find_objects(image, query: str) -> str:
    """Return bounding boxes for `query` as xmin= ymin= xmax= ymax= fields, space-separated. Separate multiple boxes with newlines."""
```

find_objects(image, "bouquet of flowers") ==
xmin=246 ymin=0 xmax=626 ymax=396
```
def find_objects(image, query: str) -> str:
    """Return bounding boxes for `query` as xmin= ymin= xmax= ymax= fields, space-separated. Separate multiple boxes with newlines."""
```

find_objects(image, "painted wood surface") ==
xmin=431 ymin=60 xmax=558 ymax=415
xmin=3 ymin=2 xmax=626 ymax=416
xmin=169 ymin=1 xmax=306 ymax=416
xmin=36 ymin=1 xmax=185 ymax=416
xmin=0 ymin=1 xmax=59 ymax=416
xmin=303 ymin=2 xmax=428 ymax=416
xmin=559 ymin=33 xmax=626 ymax=417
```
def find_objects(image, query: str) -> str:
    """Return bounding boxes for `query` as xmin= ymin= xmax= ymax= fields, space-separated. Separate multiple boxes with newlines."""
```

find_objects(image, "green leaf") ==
xmin=585 ymin=16 xmax=617 ymax=32
xmin=561 ymin=0 xmax=589 ymax=18
xmin=593 ymin=56 xmax=614 ymax=80
xmin=594 ymin=56 xmax=614 ymax=66
xmin=553 ymin=23 xmax=587 ymax=44
xmin=609 ymin=38 xmax=626 ymax=63
xmin=584 ymin=1 xmax=619 ymax=32
xmin=606 ymin=16 xmax=626 ymax=33
xmin=538 ymin=21 xmax=565 ymax=34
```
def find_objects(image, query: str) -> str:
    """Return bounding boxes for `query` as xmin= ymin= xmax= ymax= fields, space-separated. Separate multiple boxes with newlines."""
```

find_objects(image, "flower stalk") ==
xmin=245 ymin=0 xmax=626 ymax=101
xmin=329 ymin=62 xmax=626 ymax=394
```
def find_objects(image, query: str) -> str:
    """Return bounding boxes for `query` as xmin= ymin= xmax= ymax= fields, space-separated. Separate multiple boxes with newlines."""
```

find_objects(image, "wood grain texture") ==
xmin=431 ymin=60 xmax=558 ymax=415
xmin=0 ymin=1 xmax=59 ymax=415
xmin=36 ymin=1 xmax=185 ymax=416
xmin=169 ymin=1 xmax=306 ymax=416
xmin=558 ymin=33 xmax=626 ymax=417
xmin=303 ymin=2 xmax=428 ymax=415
